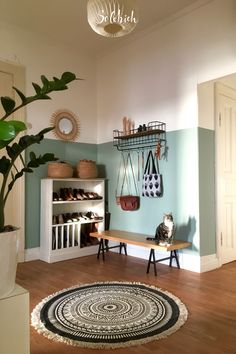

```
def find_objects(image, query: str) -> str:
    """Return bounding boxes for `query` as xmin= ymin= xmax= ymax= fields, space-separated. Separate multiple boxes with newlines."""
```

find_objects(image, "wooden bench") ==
xmin=89 ymin=230 xmax=191 ymax=276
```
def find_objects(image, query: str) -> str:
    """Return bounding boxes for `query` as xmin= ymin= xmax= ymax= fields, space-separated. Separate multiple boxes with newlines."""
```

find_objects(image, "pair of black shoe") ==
xmin=52 ymin=188 xmax=78 ymax=201
xmin=52 ymin=190 xmax=72 ymax=201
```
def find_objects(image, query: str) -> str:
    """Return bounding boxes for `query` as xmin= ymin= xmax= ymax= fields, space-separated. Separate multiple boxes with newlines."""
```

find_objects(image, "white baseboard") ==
xmin=109 ymin=242 xmax=219 ymax=273
xmin=24 ymin=244 xmax=220 ymax=273
xmin=200 ymin=253 xmax=220 ymax=272
xmin=24 ymin=247 xmax=40 ymax=262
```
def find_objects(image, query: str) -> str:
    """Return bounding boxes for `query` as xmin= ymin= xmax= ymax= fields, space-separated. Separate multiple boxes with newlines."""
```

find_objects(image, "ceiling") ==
xmin=0 ymin=0 xmax=210 ymax=55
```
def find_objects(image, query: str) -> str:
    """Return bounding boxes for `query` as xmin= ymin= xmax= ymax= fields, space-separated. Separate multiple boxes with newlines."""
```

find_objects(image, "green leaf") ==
xmin=27 ymin=152 xmax=57 ymax=169
xmin=0 ymin=140 xmax=12 ymax=149
xmin=42 ymin=153 xmax=57 ymax=161
xmin=1 ymin=96 xmax=16 ymax=114
xmin=29 ymin=151 xmax=36 ymax=160
xmin=7 ymin=120 xmax=27 ymax=133
xmin=41 ymin=75 xmax=49 ymax=92
xmin=13 ymin=87 xmax=27 ymax=103
xmin=32 ymin=82 xmax=41 ymax=95
xmin=28 ymin=159 xmax=40 ymax=168
xmin=0 ymin=121 xmax=15 ymax=140
xmin=51 ymin=80 xmax=67 ymax=91
xmin=38 ymin=94 xmax=51 ymax=100
xmin=61 ymin=72 xmax=76 ymax=83
xmin=22 ymin=167 xmax=33 ymax=173
xmin=0 ymin=156 xmax=11 ymax=174
xmin=21 ymin=135 xmax=41 ymax=148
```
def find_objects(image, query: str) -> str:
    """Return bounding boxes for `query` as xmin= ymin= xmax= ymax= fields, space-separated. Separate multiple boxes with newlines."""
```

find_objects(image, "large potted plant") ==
xmin=0 ymin=71 xmax=77 ymax=298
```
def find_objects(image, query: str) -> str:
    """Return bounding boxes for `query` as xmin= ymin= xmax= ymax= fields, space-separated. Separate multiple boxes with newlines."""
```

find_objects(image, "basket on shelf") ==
xmin=77 ymin=159 xmax=98 ymax=179
xmin=47 ymin=162 xmax=73 ymax=178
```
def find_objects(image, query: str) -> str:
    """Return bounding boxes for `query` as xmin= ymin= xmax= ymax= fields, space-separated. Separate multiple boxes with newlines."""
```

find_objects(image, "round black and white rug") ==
xmin=31 ymin=281 xmax=188 ymax=349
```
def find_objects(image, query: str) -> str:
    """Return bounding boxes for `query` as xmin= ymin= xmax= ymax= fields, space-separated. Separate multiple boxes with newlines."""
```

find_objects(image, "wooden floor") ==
xmin=16 ymin=252 xmax=236 ymax=354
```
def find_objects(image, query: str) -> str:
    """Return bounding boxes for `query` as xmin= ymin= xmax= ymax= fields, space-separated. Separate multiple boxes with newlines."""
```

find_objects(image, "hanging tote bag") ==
xmin=115 ymin=152 xmax=126 ymax=205
xmin=117 ymin=152 xmax=140 ymax=211
xmin=142 ymin=150 xmax=163 ymax=197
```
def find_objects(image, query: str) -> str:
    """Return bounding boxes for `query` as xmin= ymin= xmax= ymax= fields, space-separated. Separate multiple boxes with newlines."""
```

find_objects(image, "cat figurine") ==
xmin=155 ymin=213 xmax=175 ymax=245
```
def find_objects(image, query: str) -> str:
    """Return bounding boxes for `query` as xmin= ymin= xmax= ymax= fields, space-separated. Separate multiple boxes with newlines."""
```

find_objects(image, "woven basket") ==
xmin=77 ymin=160 xmax=98 ymax=179
xmin=47 ymin=162 xmax=73 ymax=178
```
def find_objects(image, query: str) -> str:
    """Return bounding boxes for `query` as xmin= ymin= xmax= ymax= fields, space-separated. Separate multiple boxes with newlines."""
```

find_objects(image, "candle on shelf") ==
xmin=123 ymin=117 xmax=127 ymax=135
xmin=126 ymin=118 xmax=131 ymax=135
xmin=131 ymin=120 xmax=135 ymax=134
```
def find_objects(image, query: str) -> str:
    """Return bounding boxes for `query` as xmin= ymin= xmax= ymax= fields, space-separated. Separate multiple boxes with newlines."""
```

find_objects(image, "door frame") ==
xmin=0 ymin=60 xmax=26 ymax=262
xmin=215 ymin=82 xmax=236 ymax=266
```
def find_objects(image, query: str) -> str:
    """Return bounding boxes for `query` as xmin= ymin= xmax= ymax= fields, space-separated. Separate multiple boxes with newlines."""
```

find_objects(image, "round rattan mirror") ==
xmin=50 ymin=109 xmax=79 ymax=141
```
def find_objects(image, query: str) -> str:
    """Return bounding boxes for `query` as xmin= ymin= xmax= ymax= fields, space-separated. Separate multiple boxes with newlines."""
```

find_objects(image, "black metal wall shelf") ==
xmin=113 ymin=121 xmax=166 ymax=151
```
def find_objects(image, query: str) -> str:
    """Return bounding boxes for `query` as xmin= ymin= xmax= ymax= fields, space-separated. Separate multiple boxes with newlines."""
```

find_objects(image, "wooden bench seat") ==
xmin=89 ymin=230 xmax=191 ymax=276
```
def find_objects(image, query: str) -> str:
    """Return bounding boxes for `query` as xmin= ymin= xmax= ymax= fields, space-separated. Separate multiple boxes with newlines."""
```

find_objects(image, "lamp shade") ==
xmin=87 ymin=0 xmax=139 ymax=38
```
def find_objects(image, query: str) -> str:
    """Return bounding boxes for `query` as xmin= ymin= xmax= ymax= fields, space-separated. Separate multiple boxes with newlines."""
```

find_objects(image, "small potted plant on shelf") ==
xmin=0 ymin=71 xmax=77 ymax=298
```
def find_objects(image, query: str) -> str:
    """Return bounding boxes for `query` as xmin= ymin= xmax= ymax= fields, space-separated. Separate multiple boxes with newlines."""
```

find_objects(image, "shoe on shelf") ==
xmin=58 ymin=214 xmax=65 ymax=224
xmin=83 ymin=211 xmax=103 ymax=220
xmin=91 ymin=192 xmax=102 ymax=199
xmin=60 ymin=188 xmax=66 ymax=201
xmin=52 ymin=215 xmax=57 ymax=224
xmin=79 ymin=189 xmax=88 ymax=199
xmin=53 ymin=192 xmax=59 ymax=201
xmin=64 ymin=213 xmax=73 ymax=223
xmin=86 ymin=211 xmax=103 ymax=220
xmin=74 ymin=189 xmax=83 ymax=200
xmin=93 ymin=212 xmax=103 ymax=220
xmin=78 ymin=213 xmax=85 ymax=221
xmin=85 ymin=211 xmax=93 ymax=219
xmin=68 ymin=187 xmax=76 ymax=201
xmin=79 ymin=212 xmax=89 ymax=220
xmin=86 ymin=192 xmax=95 ymax=199
xmin=65 ymin=188 xmax=73 ymax=201
xmin=71 ymin=212 xmax=80 ymax=222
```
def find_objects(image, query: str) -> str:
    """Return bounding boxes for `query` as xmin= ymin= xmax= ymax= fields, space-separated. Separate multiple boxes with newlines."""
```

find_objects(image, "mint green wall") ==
xmin=25 ymin=128 xmax=216 ymax=258
xmin=198 ymin=128 xmax=216 ymax=256
xmin=25 ymin=139 xmax=97 ymax=248
xmin=97 ymin=129 xmax=200 ymax=255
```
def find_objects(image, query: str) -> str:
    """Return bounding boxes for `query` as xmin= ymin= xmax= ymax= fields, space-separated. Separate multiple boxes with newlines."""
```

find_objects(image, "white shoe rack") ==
xmin=40 ymin=178 xmax=105 ymax=263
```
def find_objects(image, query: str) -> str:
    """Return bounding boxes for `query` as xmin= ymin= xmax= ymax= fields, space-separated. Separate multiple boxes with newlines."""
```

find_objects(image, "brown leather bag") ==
xmin=116 ymin=153 xmax=140 ymax=211
xmin=120 ymin=195 xmax=140 ymax=211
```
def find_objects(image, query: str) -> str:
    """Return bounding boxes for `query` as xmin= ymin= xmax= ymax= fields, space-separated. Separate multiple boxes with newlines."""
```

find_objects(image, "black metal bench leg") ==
xmin=119 ymin=242 xmax=127 ymax=255
xmin=174 ymin=250 xmax=180 ymax=268
xmin=147 ymin=249 xmax=157 ymax=276
xmin=169 ymin=250 xmax=173 ymax=267
xmin=97 ymin=238 xmax=105 ymax=260
xmin=97 ymin=239 xmax=102 ymax=259
xmin=105 ymin=239 xmax=109 ymax=252
xmin=169 ymin=250 xmax=180 ymax=268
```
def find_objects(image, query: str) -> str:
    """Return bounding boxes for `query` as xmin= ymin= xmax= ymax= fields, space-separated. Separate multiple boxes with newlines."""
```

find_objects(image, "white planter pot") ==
xmin=0 ymin=229 xmax=18 ymax=299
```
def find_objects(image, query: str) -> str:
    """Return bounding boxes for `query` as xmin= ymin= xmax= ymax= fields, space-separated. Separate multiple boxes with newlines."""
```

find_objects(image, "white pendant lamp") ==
xmin=87 ymin=0 xmax=139 ymax=38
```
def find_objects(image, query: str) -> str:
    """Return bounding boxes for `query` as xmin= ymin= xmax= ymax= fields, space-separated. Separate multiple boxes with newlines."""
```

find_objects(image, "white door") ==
xmin=0 ymin=61 xmax=25 ymax=262
xmin=215 ymin=83 xmax=236 ymax=265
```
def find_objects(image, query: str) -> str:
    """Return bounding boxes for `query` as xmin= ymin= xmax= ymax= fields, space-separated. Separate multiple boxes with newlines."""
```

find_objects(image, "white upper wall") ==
xmin=1 ymin=0 xmax=236 ymax=143
xmin=97 ymin=0 xmax=236 ymax=142
xmin=0 ymin=20 xmax=97 ymax=143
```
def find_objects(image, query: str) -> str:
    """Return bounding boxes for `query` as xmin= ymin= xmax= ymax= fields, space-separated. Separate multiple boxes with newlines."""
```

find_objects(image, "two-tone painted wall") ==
xmin=2 ymin=0 xmax=236 ymax=272
xmin=95 ymin=0 xmax=236 ymax=272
